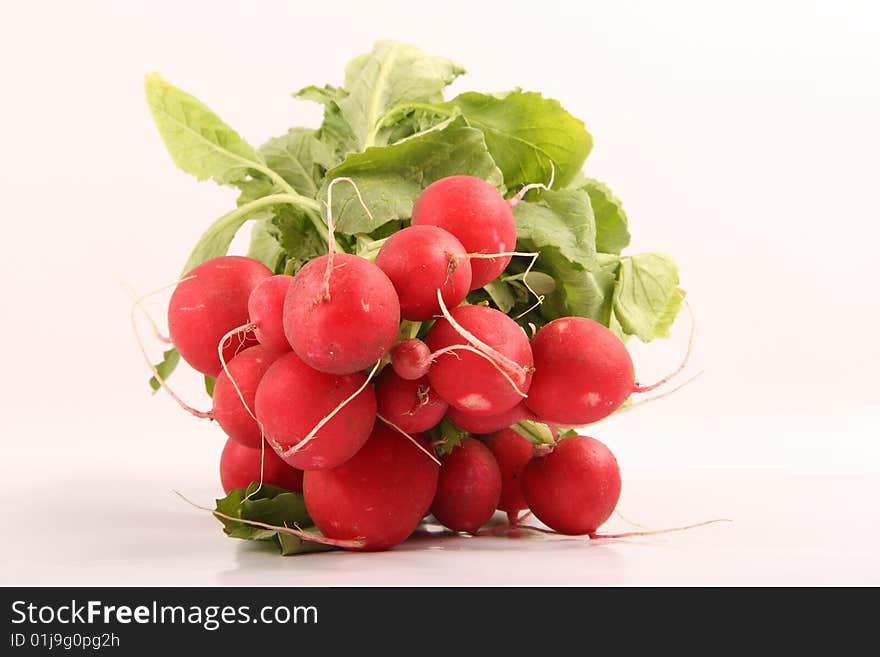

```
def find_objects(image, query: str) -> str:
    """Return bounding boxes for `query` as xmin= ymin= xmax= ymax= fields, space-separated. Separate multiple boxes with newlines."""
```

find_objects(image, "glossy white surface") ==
xmin=1 ymin=439 xmax=877 ymax=586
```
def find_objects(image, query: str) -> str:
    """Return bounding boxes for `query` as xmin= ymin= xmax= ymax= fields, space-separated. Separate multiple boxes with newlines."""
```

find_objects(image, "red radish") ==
xmin=521 ymin=435 xmax=621 ymax=535
xmin=255 ymin=351 xmax=376 ymax=470
xmin=247 ymin=274 xmax=294 ymax=353
xmin=430 ymin=437 xmax=502 ymax=533
xmin=219 ymin=437 xmax=304 ymax=494
xmin=375 ymin=225 xmax=472 ymax=320
xmin=482 ymin=429 xmax=534 ymax=522
xmin=412 ymin=175 xmax=516 ymax=290
xmin=446 ymin=401 xmax=536 ymax=435
xmin=213 ymin=345 xmax=280 ymax=448
xmin=426 ymin=305 xmax=533 ymax=416
xmin=168 ymin=256 xmax=271 ymax=376
xmin=390 ymin=338 xmax=432 ymax=380
xmin=283 ymin=253 xmax=400 ymax=375
xmin=375 ymin=368 xmax=448 ymax=433
xmin=303 ymin=424 xmax=439 ymax=551
xmin=525 ymin=317 xmax=635 ymax=425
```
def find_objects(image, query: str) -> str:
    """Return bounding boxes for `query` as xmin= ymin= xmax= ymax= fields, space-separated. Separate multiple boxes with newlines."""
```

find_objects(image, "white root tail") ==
xmin=321 ymin=177 xmax=374 ymax=300
xmin=508 ymin=162 xmax=556 ymax=207
xmin=376 ymin=414 xmax=441 ymax=466
xmin=127 ymin=279 xmax=212 ymax=420
xmin=465 ymin=250 xmax=544 ymax=318
xmin=435 ymin=290 xmax=531 ymax=388
xmin=274 ymin=360 xmax=382 ymax=460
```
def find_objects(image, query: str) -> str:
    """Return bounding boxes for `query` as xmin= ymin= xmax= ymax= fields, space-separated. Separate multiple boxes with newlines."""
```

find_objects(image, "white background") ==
xmin=1 ymin=0 xmax=878 ymax=585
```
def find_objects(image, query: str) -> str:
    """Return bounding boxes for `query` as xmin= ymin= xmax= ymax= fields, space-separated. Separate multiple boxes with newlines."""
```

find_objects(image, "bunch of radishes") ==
xmin=159 ymin=173 xmax=662 ymax=551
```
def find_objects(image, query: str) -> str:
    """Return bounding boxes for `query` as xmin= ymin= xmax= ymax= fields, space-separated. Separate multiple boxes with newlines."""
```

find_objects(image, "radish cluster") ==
xmin=155 ymin=174 xmax=674 ymax=550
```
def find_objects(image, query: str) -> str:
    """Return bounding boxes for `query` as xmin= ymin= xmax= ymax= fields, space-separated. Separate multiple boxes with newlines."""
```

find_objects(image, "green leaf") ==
xmin=148 ymin=348 xmax=179 ymax=394
xmin=431 ymin=417 xmax=466 ymax=456
xmin=247 ymin=219 xmax=286 ymax=272
xmin=513 ymin=189 xmax=596 ymax=265
xmin=512 ymin=189 xmax=624 ymax=325
xmin=483 ymin=279 xmax=516 ymax=313
xmin=266 ymin=205 xmax=325 ymax=269
xmin=446 ymin=90 xmax=592 ymax=190
xmin=145 ymin=73 xmax=265 ymax=187
xmin=613 ymin=253 xmax=685 ymax=342
xmin=204 ymin=375 xmax=216 ymax=398
xmin=294 ymin=85 xmax=356 ymax=166
xmin=259 ymin=128 xmax=333 ymax=197
xmin=582 ymin=178 xmax=630 ymax=254
xmin=320 ymin=116 xmax=503 ymax=234
xmin=338 ymin=41 xmax=465 ymax=151
xmin=215 ymin=483 xmax=330 ymax=555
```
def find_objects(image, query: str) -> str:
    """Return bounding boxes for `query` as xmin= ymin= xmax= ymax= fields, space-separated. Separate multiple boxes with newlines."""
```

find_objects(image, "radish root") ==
xmin=508 ymin=162 xmax=556 ymax=207
xmin=633 ymin=299 xmax=696 ymax=394
xmin=377 ymin=414 xmax=442 ymax=466
xmin=127 ymin=279 xmax=213 ymax=420
xmin=321 ymin=177 xmax=374 ymax=300
xmin=273 ymin=360 xmax=382 ymax=459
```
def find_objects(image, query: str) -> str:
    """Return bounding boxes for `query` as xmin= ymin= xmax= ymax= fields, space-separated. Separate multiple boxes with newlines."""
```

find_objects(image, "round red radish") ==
xmin=526 ymin=317 xmax=635 ymax=425
xmin=168 ymin=256 xmax=271 ymax=376
xmin=390 ymin=338 xmax=432 ymax=380
xmin=446 ymin=401 xmax=535 ymax=435
xmin=283 ymin=253 xmax=400 ymax=375
xmin=255 ymin=351 xmax=376 ymax=470
xmin=521 ymin=435 xmax=621 ymax=535
xmin=375 ymin=368 xmax=448 ymax=433
xmin=412 ymin=175 xmax=516 ymax=290
xmin=375 ymin=225 xmax=472 ymax=320
xmin=430 ymin=437 xmax=502 ymax=533
xmin=303 ymin=424 xmax=439 ymax=551
xmin=212 ymin=345 xmax=280 ymax=448
xmin=482 ymin=428 xmax=533 ymax=520
xmin=248 ymin=274 xmax=294 ymax=353
xmin=219 ymin=437 xmax=304 ymax=494
xmin=426 ymin=305 xmax=533 ymax=417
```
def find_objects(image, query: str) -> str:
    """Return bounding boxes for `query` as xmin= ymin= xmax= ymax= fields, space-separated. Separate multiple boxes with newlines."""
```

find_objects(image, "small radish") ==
xmin=446 ymin=401 xmax=536 ymax=435
xmin=426 ymin=304 xmax=533 ymax=416
xmin=482 ymin=428 xmax=534 ymax=523
xmin=390 ymin=338 xmax=432 ymax=380
xmin=219 ymin=437 xmax=304 ymax=494
xmin=430 ymin=437 xmax=502 ymax=534
xmin=255 ymin=351 xmax=376 ymax=470
xmin=521 ymin=434 xmax=621 ymax=535
xmin=525 ymin=317 xmax=636 ymax=425
xmin=412 ymin=175 xmax=516 ymax=290
xmin=375 ymin=225 xmax=472 ymax=320
xmin=168 ymin=256 xmax=271 ymax=376
xmin=283 ymin=253 xmax=400 ymax=375
xmin=303 ymin=424 xmax=439 ymax=551
xmin=213 ymin=344 xmax=280 ymax=448
xmin=247 ymin=274 xmax=294 ymax=353
xmin=375 ymin=368 xmax=448 ymax=433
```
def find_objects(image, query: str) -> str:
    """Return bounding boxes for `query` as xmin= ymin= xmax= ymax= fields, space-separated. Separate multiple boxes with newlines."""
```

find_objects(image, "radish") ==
xmin=375 ymin=368 xmax=448 ymax=433
xmin=446 ymin=401 xmax=536 ymax=435
xmin=302 ymin=424 xmax=439 ymax=551
xmin=168 ymin=256 xmax=271 ymax=376
xmin=254 ymin=351 xmax=376 ymax=470
xmin=375 ymin=225 xmax=472 ymax=320
xmin=525 ymin=317 xmax=636 ymax=425
xmin=247 ymin=274 xmax=294 ymax=354
xmin=412 ymin=175 xmax=516 ymax=290
xmin=390 ymin=338 xmax=432 ymax=380
xmin=212 ymin=345 xmax=280 ymax=448
xmin=426 ymin=304 xmax=533 ymax=416
xmin=283 ymin=253 xmax=400 ymax=375
xmin=430 ymin=437 xmax=502 ymax=533
xmin=521 ymin=435 xmax=621 ymax=535
xmin=219 ymin=437 xmax=304 ymax=495
xmin=482 ymin=428 xmax=534 ymax=523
